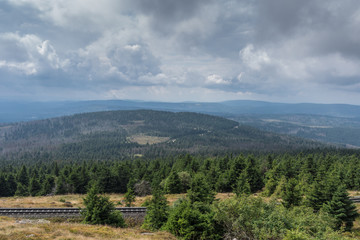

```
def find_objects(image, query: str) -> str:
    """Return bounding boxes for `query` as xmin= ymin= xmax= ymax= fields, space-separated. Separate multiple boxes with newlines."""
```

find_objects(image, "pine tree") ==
xmin=187 ymin=173 xmax=215 ymax=204
xmin=243 ymin=156 xmax=263 ymax=193
xmin=29 ymin=175 xmax=41 ymax=196
xmin=142 ymin=189 xmax=169 ymax=230
xmin=322 ymin=185 xmax=359 ymax=231
xmin=15 ymin=182 xmax=29 ymax=196
xmin=282 ymin=178 xmax=301 ymax=208
xmin=235 ymin=172 xmax=251 ymax=196
xmin=0 ymin=175 xmax=10 ymax=197
xmin=40 ymin=175 xmax=55 ymax=195
xmin=6 ymin=174 xmax=17 ymax=196
xmin=55 ymin=173 xmax=69 ymax=194
xmin=17 ymin=165 xmax=29 ymax=187
xmin=82 ymin=184 xmax=125 ymax=227
xmin=305 ymin=181 xmax=327 ymax=212
xmin=124 ymin=187 xmax=135 ymax=207
xmin=165 ymin=171 xmax=182 ymax=194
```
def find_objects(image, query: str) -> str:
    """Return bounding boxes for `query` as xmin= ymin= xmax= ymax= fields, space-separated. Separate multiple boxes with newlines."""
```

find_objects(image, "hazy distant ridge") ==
xmin=1 ymin=100 xmax=360 ymax=123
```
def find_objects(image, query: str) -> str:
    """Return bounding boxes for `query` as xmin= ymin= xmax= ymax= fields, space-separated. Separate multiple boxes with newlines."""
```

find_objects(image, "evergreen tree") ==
xmin=0 ymin=175 xmax=10 ymax=197
xmin=82 ymin=184 xmax=125 ymax=227
xmin=17 ymin=165 xmax=29 ymax=187
xmin=6 ymin=174 xmax=17 ymax=196
xmin=15 ymin=182 xmax=29 ymax=196
xmin=40 ymin=175 xmax=55 ymax=195
xmin=282 ymin=178 xmax=301 ymax=208
xmin=124 ymin=187 xmax=136 ymax=207
xmin=187 ymin=173 xmax=215 ymax=204
xmin=142 ymin=189 xmax=169 ymax=230
xmin=165 ymin=171 xmax=182 ymax=194
xmin=29 ymin=175 xmax=41 ymax=196
xmin=235 ymin=172 xmax=251 ymax=196
xmin=243 ymin=156 xmax=263 ymax=193
xmin=322 ymin=185 xmax=359 ymax=231
xmin=305 ymin=181 xmax=327 ymax=212
xmin=165 ymin=199 xmax=222 ymax=240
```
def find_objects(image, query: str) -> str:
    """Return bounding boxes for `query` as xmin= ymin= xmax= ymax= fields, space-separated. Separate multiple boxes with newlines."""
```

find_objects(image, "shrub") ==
xmin=82 ymin=185 xmax=125 ymax=228
xmin=142 ymin=189 xmax=169 ymax=231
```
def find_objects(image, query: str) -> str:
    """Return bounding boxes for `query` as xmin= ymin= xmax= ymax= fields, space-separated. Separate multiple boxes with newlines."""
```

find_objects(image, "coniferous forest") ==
xmin=1 ymin=152 xmax=360 ymax=239
xmin=0 ymin=110 xmax=359 ymax=239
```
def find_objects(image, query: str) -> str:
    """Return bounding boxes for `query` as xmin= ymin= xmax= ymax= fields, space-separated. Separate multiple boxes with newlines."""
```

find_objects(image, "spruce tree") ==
xmin=322 ymin=185 xmax=359 ymax=231
xmin=142 ymin=189 xmax=169 ymax=230
xmin=305 ymin=181 xmax=327 ymax=212
xmin=282 ymin=178 xmax=301 ymax=208
xmin=243 ymin=156 xmax=263 ymax=193
xmin=124 ymin=187 xmax=135 ymax=207
xmin=165 ymin=171 xmax=182 ymax=194
xmin=235 ymin=172 xmax=251 ymax=196
xmin=187 ymin=173 xmax=215 ymax=204
xmin=6 ymin=174 xmax=17 ymax=196
xmin=82 ymin=184 xmax=125 ymax=227
xmin=15 ymin=182 xmax=29 ymax=196
xmin=17 ymin=165 xmax=29 ymax=187
xmin=0 ymin=175 xmax=10 ymax=197
xmin=29 ymin=175 xmax=41 ymax=196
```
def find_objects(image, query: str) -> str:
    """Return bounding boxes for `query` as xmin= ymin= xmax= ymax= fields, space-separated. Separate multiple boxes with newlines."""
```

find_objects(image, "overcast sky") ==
xmin=1 ymin=0 xmax=360 ymax=104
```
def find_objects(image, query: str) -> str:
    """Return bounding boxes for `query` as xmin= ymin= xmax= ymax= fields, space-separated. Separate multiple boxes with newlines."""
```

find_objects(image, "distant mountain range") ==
xmin=1 ymin=100 xmax=360 ymax=123
xmin=1 ymin=100 xmax=360 ymax=147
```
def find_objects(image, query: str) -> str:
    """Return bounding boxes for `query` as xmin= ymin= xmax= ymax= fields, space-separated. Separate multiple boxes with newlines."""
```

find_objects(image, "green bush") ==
xmin=142 ymin=189 xmax=169 ymax=231
xmin=165 ymin=199 xmax=222 ymax=240
xmin=82 ymin=185 xmax=125 ymax=228
xmin=213 ymin=196 xmax=345 ymax=240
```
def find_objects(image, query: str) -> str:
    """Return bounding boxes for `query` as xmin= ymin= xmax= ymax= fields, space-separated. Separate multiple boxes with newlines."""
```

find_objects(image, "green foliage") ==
xmin=82 ymin=184 xmax=125 ymax=228
xmin=282 ymin=178 xmax=302 ymax=208
xmin=142 ymin=189 xmax=169 ymax=231
xmin=14 ymin=182 xmax=29 ymax=196
xmin=213 ymin=196 xmax=341 ymax=240
xmin=165 ymin=171 xmax=183 ymax=194
xmin=124 ymin=187 xmax=135 ymax=207
xmin=235 ymin=172 xmax=251 ymax=196
xmin=322 ymin=185 xmax=359 ymax=231
xmin=165 ymin=199 xmax=222 ymax=240
xmin=0 ymin=110 xmax=327 ymax=166
xmin=17 ymin=165 xmax=29 ymax=186
xmin=29 ymin=175 xmax=41 ymax=196
xmin=187 ymin=173 xmax=215 ymax=204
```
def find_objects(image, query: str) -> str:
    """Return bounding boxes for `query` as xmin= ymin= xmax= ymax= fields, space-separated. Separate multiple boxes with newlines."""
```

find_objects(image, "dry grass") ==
xmin=0 ymin=193 xmax=236 ymax=209
xmin=349 ymin=191 xmax=360 ymax=197
xmin=0 ymin=216 xmax=176 ymax=240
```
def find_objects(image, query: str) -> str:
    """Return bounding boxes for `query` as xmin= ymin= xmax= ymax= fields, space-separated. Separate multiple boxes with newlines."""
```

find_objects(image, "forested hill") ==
xmin=0 ymin=110 xmax=325 ymax=164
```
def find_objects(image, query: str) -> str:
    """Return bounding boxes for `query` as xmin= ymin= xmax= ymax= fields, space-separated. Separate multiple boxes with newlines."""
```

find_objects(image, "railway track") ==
xmin=0 ymin=197 xmax=358 ymax=218
xmin=0 ymin=207 xmax=146 ymax=218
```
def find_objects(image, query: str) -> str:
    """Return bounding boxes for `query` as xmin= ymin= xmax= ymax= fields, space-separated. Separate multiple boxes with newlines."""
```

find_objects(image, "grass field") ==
xmin=0 ymin=216 xmax=176 ymax=240
xmin=0 ymin=193 xmax=235 ymax=208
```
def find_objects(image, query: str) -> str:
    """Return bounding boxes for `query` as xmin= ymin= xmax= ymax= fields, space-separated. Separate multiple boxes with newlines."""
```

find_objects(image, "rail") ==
xmin=0 ymin=207 xmax=146 ymax=218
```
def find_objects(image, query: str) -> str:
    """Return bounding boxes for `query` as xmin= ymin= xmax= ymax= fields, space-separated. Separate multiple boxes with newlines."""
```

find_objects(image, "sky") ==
xmin=0 ymin=0 xmax=360 ymax=104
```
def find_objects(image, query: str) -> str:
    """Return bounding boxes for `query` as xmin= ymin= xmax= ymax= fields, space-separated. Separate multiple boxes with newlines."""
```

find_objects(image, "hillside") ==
xmin=0 ymin=110 xmax=325 ymax=164
xmin=1 ymin=100 xmax=360 ymax=148
xmin=232 ymin=114 xmax=360 ymax=148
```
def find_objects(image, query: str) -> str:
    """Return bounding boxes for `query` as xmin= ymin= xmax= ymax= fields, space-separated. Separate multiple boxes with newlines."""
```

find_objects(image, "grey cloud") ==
xmin=1 ymin=0 xmax=360 ymax=103
xmin=129 ymin=0 xmax=210 ymax=34
xmin=256 ymin=0 xmax=360 ymax=58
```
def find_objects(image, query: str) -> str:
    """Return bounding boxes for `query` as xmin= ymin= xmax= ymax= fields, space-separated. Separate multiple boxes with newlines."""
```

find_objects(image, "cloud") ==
xmin=0 ymin=0 xmax=360 ymax=104
xmin=0 ymin=32 xmax=67 ymax=76
xmin=206 ymin=74 xmax=231 ymax=85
